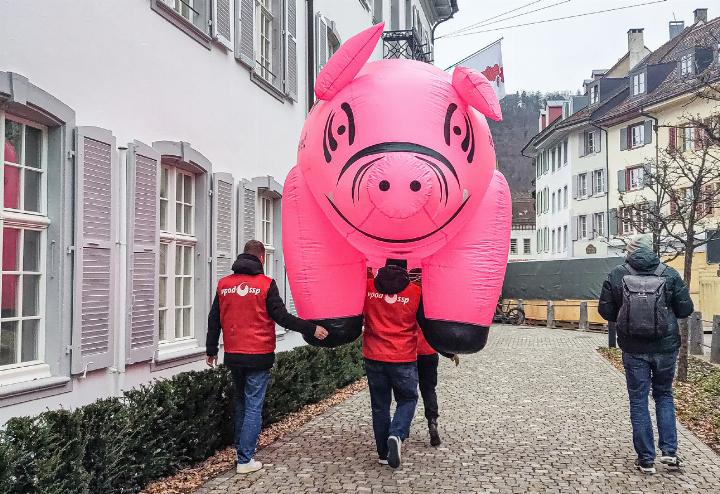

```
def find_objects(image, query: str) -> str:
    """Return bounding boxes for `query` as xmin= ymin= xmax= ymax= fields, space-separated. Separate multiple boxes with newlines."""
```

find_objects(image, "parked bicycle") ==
xmin=493 ymin=299 xmax=526 ymax=325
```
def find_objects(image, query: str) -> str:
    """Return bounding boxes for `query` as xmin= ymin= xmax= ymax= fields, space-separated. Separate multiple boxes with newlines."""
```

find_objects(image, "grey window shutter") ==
xmin=618 ymin=169 xmax=627 ymax=192
xmin=571 ymin=174 xmax=578 ymax=199
xmin=620 ymin=127 xmax=628 ymax=151
xmin=316 ymin=13 xmax=328 ymax=76
xmin=602 ymin=169 xmax=608 ymax=193
xmin=284 ymin=270 xmax=297 ymax=315
xmin=609 ymin=208 xmax=619 ymax=236
xmin=590 ymin=214 xmax=596 ymax=239
xmin=571 ymin=216 xmax=578 ymax=241
xmin=212 ymin=173 xmax=235 ymax=289
xmin=589 ymin=172 xmax=595 ymax=196
xmin=595 ymin=131 xmax=601 ymax=152
xmin=642 ymin=163 xmax=653 ymax=187
xmin=212 ymin=0 xmax=234 ymax=49
xmin=285 ymin=0 xmax=298 ymax=100
xmin=236 ymin=0 xmax=255 ymax=67
xmin=72 ymin=127 xmax=117 ymax=374
xmin=644 ymin=120 xmax=653 ymax=144
xmin=578 ymin=133 xmax=585 ymax=157
xmin=238 ymin=182 xmax=257 ymax=247
xmin=126 ymin=141 xmax=160 ymax=364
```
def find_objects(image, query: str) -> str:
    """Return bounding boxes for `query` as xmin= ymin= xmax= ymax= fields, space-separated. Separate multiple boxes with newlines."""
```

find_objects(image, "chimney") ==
xmin=628 ymin=28 xmax=645 ymax=70
xmin=694 ymin=8 xmax=708 ymax=23
xmin=669 ymin=20 xmax=685 ymax=39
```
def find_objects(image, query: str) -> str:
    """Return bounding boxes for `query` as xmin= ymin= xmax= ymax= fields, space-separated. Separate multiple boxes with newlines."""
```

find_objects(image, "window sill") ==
xmin=0 ymin=372 xmax=71 ymax=408
xmin=250 ymin=71 xmax=289 ymax=104
xmin=151 ymin=0 xmax=212 ymax=50
xmin=153 ymin=341 xmax=206 ymax=371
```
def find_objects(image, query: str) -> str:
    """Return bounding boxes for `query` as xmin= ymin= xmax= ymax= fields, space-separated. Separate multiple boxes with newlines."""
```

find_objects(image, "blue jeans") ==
xmin=622 ymin=351 xmax=678 ymax=463
xmin=364 ymin=359 xmax=419 ymax=459
xmin=229 ymin=366 xmax=271 ymax=464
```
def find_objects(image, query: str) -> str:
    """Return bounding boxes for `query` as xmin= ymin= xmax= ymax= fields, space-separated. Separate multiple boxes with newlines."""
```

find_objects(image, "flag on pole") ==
xmin=446 ymin=38 xmax=506 ymax=100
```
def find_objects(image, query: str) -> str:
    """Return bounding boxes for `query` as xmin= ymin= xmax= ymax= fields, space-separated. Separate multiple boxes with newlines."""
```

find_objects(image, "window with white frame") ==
xmin=551 ymin=229 xmax=556 ymax=253
xmin=152 ymin=0 xmax=211 ymax=47
xmin=260 ymin=195 xmax=274 ymax=277
xmin=557 ymin=229 xmax=562 ymax=253
xmin=256 ymin=0 xmax=273 ymax=83
xmin=164 ymin=0 xmax=198 ymax=24
xmin=536 ymin=230 xmax=541 ymax=252
xmin=563 ymin=225 xmax=568 ymax=251
xmin=593 ymin=169 xmax=604 ymax=195
xmin=680 ymin=53 xmax=694 ymax=76
xmin=590 ymin=85 xmax=599 ymax=104
xmin=584 ymin=130 xmax=597 ymax=154
xmin=628 ymin=166 xmax=644 ymax=190
xmin=632 ymin=72 xmax=646 ymax=95
xmin=578 ymin=215 xmax=588 ymax=239
xmin=682 ymin=126 xmax=694 ymax=151
xmin=594 ymin=212 xmax=605 ymax=237
xmin=1 ymin=115 xmax=47 ymax=369
xmin=630 ymin=123 xmax=645 ymax=148
xmin=159 ymin=165 xmax=196 ymax=343
xmin=523 ymin=238 xmax=531 ymax=255
xmin=578 ymin=173 xmax=588 ymax=197
xmin=551 ymin=149 xmax=556 ymax=172
xmin=552 ymin=192 xmax=556 ymax=213
xmin=563 ymin=140 xmax=568 ymax=164
xmin=563 ymin=186 xmax=568 ymax=208
xmin=510 ymin=238 xmax=518 ymax=255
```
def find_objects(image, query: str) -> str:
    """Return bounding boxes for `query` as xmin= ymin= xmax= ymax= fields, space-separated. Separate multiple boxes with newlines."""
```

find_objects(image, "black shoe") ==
xmin=428 ymin=419 xmax=441 ymax=447
xmin=387 ymin=436 xmax=401 ymax=469
xmin=635 ymin=459 xmax=656 ymax=475
xmin=660 ymin=454 xmax=681 ymax=469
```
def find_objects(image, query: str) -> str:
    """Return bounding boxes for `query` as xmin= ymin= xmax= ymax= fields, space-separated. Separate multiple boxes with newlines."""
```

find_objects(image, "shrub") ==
xmin=0 ymin=341 xmax=364 ymax=494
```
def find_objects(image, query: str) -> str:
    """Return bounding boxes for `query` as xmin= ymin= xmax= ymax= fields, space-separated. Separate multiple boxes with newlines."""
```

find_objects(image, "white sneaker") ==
xmin=236 ymin=459 xmax=263 ymax=474
xmin=387 ymin=436 xmax=402 ymax=469
xmin=660 ymin=455 xmax=681 ymax=469
xmin=378 ymin=458 xmax=389 ymax=465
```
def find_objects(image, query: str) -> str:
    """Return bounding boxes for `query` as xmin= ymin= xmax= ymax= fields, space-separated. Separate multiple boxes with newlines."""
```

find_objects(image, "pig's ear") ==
xmin=315 ymin=23 xmax=384 ymax=101
xmin=451 ymin=66 xmax=503 ymax=122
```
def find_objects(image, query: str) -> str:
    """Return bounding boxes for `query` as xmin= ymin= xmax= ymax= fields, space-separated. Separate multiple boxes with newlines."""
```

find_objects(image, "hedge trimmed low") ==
xmin=0 ymin=341 xmax=364 ymax=494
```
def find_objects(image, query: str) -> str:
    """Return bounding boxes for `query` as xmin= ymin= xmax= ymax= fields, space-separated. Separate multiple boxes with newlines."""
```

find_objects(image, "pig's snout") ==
xmin=366 ymin=155 xmax=436 ymax=219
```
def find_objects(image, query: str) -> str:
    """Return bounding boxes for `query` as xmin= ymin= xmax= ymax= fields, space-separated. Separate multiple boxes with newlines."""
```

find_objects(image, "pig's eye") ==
xmin=323 ymin=103 xmax=356 ymax=163
xmin=443 ymin=103 xmax=475 ymax=164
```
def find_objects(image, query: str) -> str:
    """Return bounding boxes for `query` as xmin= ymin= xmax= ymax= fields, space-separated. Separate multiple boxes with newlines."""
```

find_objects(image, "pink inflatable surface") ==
xmin=283 ymin=24 xmax=511 ymax=353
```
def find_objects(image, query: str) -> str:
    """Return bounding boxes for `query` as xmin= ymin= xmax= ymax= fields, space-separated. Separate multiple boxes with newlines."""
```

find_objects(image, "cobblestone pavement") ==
xmin=196 ymin=326 xmax=720 ymax=493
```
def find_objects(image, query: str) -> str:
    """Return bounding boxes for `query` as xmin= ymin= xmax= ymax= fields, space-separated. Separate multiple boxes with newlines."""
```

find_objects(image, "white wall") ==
xmin=535 ymin=140 xmax=572 ymax=259
xmin=509 ymin=227 xmax=536 ymax=262
xmin=0 ymin=0 xmax=308 ymax=181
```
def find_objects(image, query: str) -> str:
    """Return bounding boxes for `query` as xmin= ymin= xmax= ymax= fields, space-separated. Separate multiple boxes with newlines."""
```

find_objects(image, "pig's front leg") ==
xmin=282 ymin=165 xmax=367 ymax=347
xmin=420 ymin=171 xmax=512 ymax=354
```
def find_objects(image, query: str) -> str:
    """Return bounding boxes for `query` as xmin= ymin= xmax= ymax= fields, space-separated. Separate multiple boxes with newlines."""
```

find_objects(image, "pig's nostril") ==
xmin=410 ymin=180 xmax=422 ymax=192
xmin=379 ymin=180 xmax=390 ymax=191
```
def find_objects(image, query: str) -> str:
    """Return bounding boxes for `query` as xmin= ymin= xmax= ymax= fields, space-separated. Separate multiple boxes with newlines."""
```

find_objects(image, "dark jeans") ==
xmin=417 ymin=353 xmax=439 ymax=421
xmin=364 ymin=359 xmax=419 ymax=459
xmin=229 ymin=366 xmax=271 ymax=464
xmin=622 ymin=351 xmax=679 ymax=463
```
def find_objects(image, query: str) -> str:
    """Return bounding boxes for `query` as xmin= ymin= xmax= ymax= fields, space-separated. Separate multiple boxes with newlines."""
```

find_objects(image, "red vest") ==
xmin=362 ymin=278 xmax=421 ymax=363
xmin=216 ymin=274 xmax=275 ymax=354
xmin=416 ymin=329 xmax=437 ymax=356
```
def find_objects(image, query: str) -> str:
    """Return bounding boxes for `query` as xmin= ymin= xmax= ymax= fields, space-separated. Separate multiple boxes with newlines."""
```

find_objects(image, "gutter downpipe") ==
xmin=640 ymin=110 xmax=660 ymax=255
xmin=430 ymin=2 xmax=458 ymax=62
xmin=306 ymin=0 xmax=315 ymax=114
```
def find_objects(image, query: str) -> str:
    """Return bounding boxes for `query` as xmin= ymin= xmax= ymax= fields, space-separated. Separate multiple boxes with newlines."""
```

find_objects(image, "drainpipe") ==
xmin=590 ymin=122 xmax=610 ymax=251
xmin=306 ymin=0 xmax=315 ymax=114
xmin=430 ymin=2 xmax=458 ymax=62
xmin=640 ymin=110 xmax=660 ymax=255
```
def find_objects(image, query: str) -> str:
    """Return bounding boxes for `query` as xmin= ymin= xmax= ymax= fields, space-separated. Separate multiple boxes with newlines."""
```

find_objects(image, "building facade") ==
xmin=0 ymin=0 xmax=458 ymax=423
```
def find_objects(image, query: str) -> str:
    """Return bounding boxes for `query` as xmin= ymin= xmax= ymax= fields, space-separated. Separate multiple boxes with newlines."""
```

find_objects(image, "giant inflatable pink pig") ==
xmin=282 ymin=24 xmax=511 ymax=354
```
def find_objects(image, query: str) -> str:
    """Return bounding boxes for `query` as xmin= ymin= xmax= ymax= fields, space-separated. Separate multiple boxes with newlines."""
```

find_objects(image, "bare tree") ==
xmin=618 ymin=113 xmax=720 ymax=381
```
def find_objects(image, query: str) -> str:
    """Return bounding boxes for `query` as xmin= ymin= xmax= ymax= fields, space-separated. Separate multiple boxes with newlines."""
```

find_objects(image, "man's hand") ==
xmin=206 ymin=355 xmax=218 ymax=367
xmin=451 ymin=355 xmax=460 ymax=366
xmin=314 ymin=325 xmax=329 ymax=340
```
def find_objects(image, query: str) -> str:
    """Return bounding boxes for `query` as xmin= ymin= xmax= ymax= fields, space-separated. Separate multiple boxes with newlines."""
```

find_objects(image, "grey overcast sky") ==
xmin=434 ymin=0 xmax=708 ymax=94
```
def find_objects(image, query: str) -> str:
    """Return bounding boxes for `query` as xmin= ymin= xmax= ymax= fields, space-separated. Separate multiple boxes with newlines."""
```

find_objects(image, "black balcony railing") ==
xmin=382 ymin=29 xmax=431 ymax=63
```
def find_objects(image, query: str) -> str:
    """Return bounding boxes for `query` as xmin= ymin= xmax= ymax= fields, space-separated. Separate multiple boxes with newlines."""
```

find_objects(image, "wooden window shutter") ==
xmin=284 ymin=0 xmax=298 ymax=100
xmin=72 ymin=127 xmax=117 ymax=374
xmin=608 ymin=208 xmax=618 ymax=236
xmin=644 ymin=120 xmax=653 ymax=144
xmin=212 ymin=173 xmax=235 ymax=289
xmin=236 ymin=0 xmax=255 ymax=67
xmin=578 ymin=132 xmax=586 ymax=157
xmin=316 ymin=13 xmax=329 ymax=77
xmin=212 ymin=0 xmax=234 ymax=49
xmin=126 ymin=141 xmax=160 ymax=364
xmin=620 ymin=127 xmax=628 ymax=151
xmin=617 ymin=170 xmax=627 ymax=193
xmin=694 ymin=126 xmax=702 ymax=150
xmin=668 ymin=127 xmax=677 ymax=153
xmin=238 ymin=182 xmax=258 ymax=247
xmin=571 ymin=174 xmax=578 ymax=199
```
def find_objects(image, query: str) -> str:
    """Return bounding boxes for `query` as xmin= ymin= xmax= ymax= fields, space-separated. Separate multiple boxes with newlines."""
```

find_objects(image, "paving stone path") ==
xmin=196 ymin=326 xmax=720 ymax=493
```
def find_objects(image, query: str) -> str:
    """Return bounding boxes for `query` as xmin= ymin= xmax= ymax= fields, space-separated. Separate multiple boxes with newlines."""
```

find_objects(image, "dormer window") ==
xmin=632 ymin=72 xmax=646 ymax=96
xmin=590 ymin=85 xmax=599 ymax=104
xmin=680 ymin=52 xmax=694 ymax=76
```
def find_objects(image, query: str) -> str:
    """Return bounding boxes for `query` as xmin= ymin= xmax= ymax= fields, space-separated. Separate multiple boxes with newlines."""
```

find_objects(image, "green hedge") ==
xmin=0 ymin=341 xmax=364 ymax=494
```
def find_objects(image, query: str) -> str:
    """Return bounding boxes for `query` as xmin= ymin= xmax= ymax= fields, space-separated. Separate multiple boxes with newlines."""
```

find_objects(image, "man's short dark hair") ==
xmin=243 ymin=240 xmax=265 ymax=258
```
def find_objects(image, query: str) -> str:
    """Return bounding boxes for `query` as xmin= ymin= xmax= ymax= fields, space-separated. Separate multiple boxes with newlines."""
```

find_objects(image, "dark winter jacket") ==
xmin=598 ymin=248 xmax=694 ymax=354
xmin=206 ymin=253 xmax=316 ymax=369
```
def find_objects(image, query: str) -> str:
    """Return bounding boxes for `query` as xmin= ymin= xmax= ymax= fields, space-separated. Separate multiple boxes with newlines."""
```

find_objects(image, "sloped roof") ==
xmin=597 ymin=16 xmax=720 ymax=125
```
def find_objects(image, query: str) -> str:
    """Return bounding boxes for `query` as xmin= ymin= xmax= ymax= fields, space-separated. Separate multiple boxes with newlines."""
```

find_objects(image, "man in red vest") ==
xmin=363 ymin=260 xmax=421 ymax=469
xmin=206 ymin=240 xmax=328 ymax=474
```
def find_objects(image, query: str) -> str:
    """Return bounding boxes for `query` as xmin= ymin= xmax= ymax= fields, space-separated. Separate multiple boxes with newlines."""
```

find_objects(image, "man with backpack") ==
xmin=598 ymin=234 xmax=694 ymax=475
xmin=206 ymin=240 xmax=329 ymax=474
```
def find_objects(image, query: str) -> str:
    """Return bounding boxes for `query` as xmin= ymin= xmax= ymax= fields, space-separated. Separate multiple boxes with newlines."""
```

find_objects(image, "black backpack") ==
xmin=616 ymin=263 xmax=669 ymax=339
